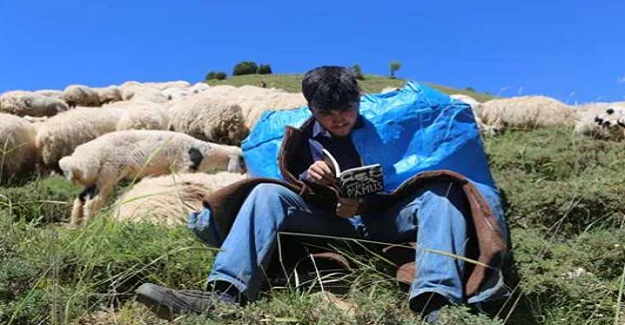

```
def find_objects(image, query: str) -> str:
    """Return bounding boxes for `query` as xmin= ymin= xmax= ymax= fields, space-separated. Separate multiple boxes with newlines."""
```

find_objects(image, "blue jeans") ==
xmin=207 ymin=181 xmax=473 ymax=305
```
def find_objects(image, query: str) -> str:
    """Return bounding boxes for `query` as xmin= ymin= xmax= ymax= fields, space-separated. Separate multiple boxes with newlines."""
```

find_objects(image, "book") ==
xmin=322 ymin=148 xmax=384 ymax=198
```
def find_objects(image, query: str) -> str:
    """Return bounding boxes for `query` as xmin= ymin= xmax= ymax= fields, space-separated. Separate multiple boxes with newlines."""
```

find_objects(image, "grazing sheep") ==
xmin=115 ymin=103 xmax=170 ymax=131
xmin=238 ymin=87 xmax=307 ymax=128
xmin=58 ymin=130 xmax=245 ymax=226
xmin=36 ymin=102 xmax=176 ymax=170
xmin=162 ymin=87 xmax=189 ymax=100
xmin=168 ymin=93 xmax=250 ymax=145
xmin=22 ymin=115 xmax=49 ymax=124
xmin=103 ymin=100 xmax=171 ymax=130
xmin=0 ymin=90 xmax=70 ymax=117
xmin=189 ymin=82 xmax=210 ymax=94
xmin=61 ymin=85 xmax=101 ymax=107
xmin=143 ymin=80 xmax=191 ymax=91
xmin=114 ymin=172 xmax=247 ymax=227
xmin=199 ymin=85 xmax=307 ymax=128
xmin=95 ymin=86 xmax=123 ymax=105
xmin=481 ymin=96 xmax=574 ymax=130
xmin=583 ymin=105 xmax=625 ymax=139
xmin=35 ymin=107 xmax=124 ymax=169
xmin=119 ymin=82 xmax=169 ymax=103
xmin=35 ymin=89 xmax=64 ymax=100
xmin=0 ymin=113 xmax=39 ymax=183
xmin=450 ymin=94 xmax=482 ymax=116
xmin=572 ymin=102 xmax=625 ymax=139
xmin=450 ymin=94 xmax=501 ymax=136
xmin=595 ymin=106 xmax=625 ymax=128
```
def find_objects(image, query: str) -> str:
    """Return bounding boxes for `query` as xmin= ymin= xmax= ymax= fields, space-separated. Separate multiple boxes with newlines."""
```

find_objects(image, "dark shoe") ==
xmin=421 ymin=308 xmax=443 ymax=324
xmin=135 ymin=283 xmax=237 ymax=320
xmin=410 ymin=292 xmax=452 ymax=325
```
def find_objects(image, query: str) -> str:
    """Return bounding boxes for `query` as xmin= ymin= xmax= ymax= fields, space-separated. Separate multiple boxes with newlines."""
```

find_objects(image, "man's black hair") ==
xmin=302 ymin=66 xmax=361 ymax=112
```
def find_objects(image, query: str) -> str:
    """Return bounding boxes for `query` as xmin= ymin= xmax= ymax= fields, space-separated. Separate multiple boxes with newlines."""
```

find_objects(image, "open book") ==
xmin=322 ymin=149 xmax=384 ymax=198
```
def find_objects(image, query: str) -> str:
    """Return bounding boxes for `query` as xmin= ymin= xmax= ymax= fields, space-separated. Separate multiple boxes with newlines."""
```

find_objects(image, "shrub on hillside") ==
xmin=205 ymin=71 xmax=217 ymax=81
xmin=206 ymin=71 xmax=227 ymax=81
xmin=233 ymin=61 xmax=259 ymax=76
xmin=389 ymin=60 xmax=402 ymax=79
xmin=352 ymin=64 xmax=365 ymax=80
xmin=257 ymin=64 xmax=272 ymax=75
xmin=215 ymin=72 xmax=227 ymax=80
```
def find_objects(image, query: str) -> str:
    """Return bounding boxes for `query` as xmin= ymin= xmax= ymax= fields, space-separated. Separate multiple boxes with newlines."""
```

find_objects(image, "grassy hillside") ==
xmin=2 ymin=126 xmax=624 ymax=324
xmin=206 ymin=73 xmax=494 ymax=102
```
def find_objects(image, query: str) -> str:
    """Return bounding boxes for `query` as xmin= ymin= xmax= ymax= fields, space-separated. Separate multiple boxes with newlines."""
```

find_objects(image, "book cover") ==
xmin=322 ymin=149 xmax=384 ymax=198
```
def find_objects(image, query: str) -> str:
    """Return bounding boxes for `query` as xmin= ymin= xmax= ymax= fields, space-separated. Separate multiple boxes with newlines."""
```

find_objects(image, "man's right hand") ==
xmin=307 ymin=161 xmax=336 ymax=186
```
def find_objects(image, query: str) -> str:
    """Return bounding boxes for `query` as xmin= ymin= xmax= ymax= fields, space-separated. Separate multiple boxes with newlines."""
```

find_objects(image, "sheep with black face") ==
xmin=59 ymin=130 xmax=245 ymax=226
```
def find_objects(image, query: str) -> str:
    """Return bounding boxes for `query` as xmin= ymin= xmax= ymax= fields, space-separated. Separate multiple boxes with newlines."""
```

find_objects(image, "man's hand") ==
xmin=307 ymin=161 xmax=336 ymax=186
xmin=336 ymin=197 xmax=360 ymax=218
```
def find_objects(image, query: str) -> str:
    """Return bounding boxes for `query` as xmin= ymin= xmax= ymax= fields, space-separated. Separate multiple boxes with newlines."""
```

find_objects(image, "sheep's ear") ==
xmin=188 ymin=147 xmax=204 ymax=171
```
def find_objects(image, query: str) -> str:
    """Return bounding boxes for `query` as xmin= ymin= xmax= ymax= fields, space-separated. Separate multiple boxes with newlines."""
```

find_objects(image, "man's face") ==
xmin=311 ymin=106 xmax=359 ymax=137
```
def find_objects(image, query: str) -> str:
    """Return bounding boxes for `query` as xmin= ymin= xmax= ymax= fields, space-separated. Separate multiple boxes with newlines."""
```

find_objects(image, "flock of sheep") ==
xmin=445 ymin=92 xmax=625 ymax=138
xmin=0 ymin=81 xmax=305 ymax=226
xmin=1 ymin=82 xmax=623 ymax=228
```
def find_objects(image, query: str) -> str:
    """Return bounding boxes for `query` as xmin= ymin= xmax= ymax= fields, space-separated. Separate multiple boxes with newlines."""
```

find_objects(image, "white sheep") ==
xmin=449 ymin=94 xmax=501 ymax=136
xmin=595 ymin=106 xmax=625 ymax=128
xmin=36 ymin=107 xmax=124 ymax=170
xmin=481 ymin=96 xmax=574 ymax=130
xmin=114 ymin=172 xmax=247 ymax=227
xmin=36 ymin=102 xmax=176 ymax=170
xmin=58 ymin=130 xmax=245 ymax=226
xmin=576 ymin=104 xmax=625 ymax=139
xmin=0 ymin=113 xmax=39 ymax=183
xmin=143 ymin=80 xmax=191 ymax=91
xmin=199 ymin=85 xmax=307 ymax=128
xmin=161 ymin=87 xmax=190 ymax=100
xmin=168 ymin=93 xmax=250 ymax=145
xmin=0 ymin=90 xmax=70 ymax=117
xmin=189 ymin=82 xmax=210 ymax=94
xmin=119 ymin=81 xmax=169 ymax=103
xmin=61 ymin=85 xmax=101 ymax=107
xmin=95 ymin=86 xmax=123 ymax=105
xmin=22 ymin=115 xmax=49 ymax=124
xmin=35 ymin=89 xmax=64 ymax=100
xmin=115 ymin=102 xmax=170 ymax=131
xmin=239 ymin=87 xmax=307 ymax=128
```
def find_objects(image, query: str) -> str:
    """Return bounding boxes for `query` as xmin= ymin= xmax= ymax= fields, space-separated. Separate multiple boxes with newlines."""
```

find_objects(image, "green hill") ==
xmin=206 ymin=73 xmax=494 ymax=102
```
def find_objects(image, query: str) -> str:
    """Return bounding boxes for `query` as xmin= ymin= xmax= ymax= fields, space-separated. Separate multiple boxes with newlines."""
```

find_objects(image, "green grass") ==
xmin=206 ymin=73 xmax=494 ymax=102
xmin=1 ymin=126 xmax=625 ymax=324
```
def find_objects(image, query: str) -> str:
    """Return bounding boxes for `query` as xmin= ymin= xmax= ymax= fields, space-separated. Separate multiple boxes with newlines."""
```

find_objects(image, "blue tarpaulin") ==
xmin=242 ymin=81 xmax=498 ymax=192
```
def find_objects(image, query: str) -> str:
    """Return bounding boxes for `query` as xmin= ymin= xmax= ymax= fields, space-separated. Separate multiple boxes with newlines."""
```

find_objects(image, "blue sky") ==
xmin=1 ymin=0 xmax=624 ymax=103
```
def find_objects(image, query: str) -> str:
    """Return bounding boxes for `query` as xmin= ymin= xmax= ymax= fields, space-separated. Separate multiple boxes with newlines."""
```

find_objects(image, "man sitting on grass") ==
xmin=135 ymin=66 xmax=510 ymax=324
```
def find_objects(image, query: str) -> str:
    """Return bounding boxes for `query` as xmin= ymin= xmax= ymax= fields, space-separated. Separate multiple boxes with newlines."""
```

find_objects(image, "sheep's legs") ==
xmin=70 ymin=185 xmax=98 ymax=226
xmin=83 ymin=184 xmax=113 ymax=224
xmin=69 ymin=198 xmax=84 ymax=226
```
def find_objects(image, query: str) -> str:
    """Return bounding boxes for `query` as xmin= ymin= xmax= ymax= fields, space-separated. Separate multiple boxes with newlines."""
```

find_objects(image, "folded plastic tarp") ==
xmin=242 ymin=81 xmax=497 ymax=192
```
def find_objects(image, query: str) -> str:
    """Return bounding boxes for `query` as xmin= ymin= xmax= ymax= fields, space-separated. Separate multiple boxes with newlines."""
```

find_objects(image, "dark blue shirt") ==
xmin=299 ymin=118 xmax=364 ymax=181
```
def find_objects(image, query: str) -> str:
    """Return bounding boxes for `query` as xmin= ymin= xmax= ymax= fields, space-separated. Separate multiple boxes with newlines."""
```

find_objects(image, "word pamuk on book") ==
xmin=322 ymin=149 xmax=384 ymax=198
